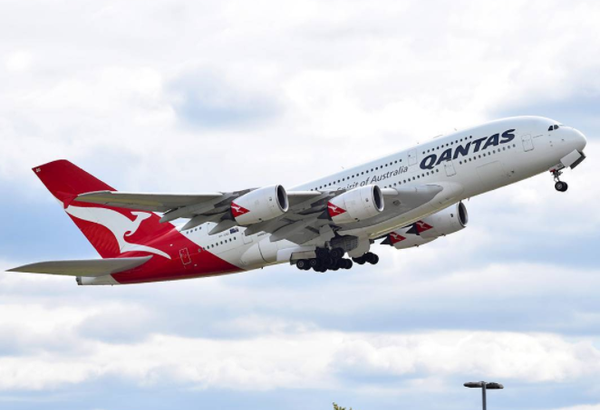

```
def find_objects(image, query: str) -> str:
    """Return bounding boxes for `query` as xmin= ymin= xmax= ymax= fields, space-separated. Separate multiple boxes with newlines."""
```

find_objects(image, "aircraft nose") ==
xmin=572 ymin=128 xmax=587 ymax=152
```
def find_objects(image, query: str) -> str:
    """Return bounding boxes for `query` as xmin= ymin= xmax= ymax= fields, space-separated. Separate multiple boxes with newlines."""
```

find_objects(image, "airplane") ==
xmin=9 ymin=116 xmax=587 ymax=285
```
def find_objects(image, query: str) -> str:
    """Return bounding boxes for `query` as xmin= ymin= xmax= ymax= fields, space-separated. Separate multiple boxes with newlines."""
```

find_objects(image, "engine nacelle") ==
xmin=384 ymin=202 xmax=468 ymax=250
xmin=418 ymin=202 xmax=468 ymax=239
xmin=387 ymin=230 xmax=437 ymax=249
xmin=231 ymin=185 xmax=289 ymax=226
xmin=328 ymin=185 xmax=384 ymax=224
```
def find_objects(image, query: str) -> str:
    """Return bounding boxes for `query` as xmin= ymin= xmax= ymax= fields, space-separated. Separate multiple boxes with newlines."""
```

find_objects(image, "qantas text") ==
xmin=419 ymin=129 xmax=516 ymax=170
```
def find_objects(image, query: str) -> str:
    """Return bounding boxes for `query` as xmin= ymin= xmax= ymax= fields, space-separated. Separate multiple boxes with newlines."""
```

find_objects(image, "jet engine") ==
xmin=418 ymin=202 xmax=468 ymax=239
xmin=231 ymin=185 xmax=289 ymax=225
xmin=328 ymin=185 xmax=384 ymax=224
xmin=384 ymin=202 xmax=468 ymax=250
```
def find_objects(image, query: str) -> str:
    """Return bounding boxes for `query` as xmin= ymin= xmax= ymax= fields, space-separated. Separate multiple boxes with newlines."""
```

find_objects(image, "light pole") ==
xmin=464 ymin=381 xmax=504 ymax=410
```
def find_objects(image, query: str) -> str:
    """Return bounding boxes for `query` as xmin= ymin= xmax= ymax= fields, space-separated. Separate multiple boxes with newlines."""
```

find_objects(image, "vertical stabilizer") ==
xmin=33 ymin=160 xmax=174 ymax=259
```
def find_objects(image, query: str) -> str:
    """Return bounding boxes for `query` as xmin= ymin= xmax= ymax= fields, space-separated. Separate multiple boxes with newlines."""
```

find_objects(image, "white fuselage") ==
xmin=178 ymin=116 xmax=587 ymax=270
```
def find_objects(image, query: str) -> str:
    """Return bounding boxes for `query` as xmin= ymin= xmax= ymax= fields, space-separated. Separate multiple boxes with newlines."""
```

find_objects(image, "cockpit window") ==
xmin=548 ymin=124 xmax=560 ymax=131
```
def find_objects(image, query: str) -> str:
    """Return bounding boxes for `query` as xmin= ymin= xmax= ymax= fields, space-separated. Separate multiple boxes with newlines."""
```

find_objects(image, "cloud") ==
xmin=168 ymin=68 xmax=282 ymax=128
xmin=0 ymin=326 xmax=599 ymax=392
xmin=4 ymin=51 xmax=33 ymax=72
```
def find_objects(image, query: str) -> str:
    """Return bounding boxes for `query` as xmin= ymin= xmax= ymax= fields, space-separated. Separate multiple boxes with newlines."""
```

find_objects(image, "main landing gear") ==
xmin=296 ymin=248 xmax=379 ymax=273
xmin=552 ymin=169 xmax=568 ymax=192
xmin=352 ymin=252 xmax=379 ymax=265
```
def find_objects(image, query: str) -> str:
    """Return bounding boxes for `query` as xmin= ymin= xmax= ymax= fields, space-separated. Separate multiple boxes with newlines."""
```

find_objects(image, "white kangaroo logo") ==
xmin=390 ymin=232 xmax=403 ymax=241
xmin=65 ymin=205 xmax=171 ymax=259
xmin=328 ymin=203 xmax=344 ymax=214
xmin=416 ymin=221 xmax=430 ymax=230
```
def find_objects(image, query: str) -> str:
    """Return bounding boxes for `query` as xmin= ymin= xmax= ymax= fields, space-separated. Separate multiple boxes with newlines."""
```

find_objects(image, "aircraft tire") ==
xmin=365 ymin=252 xmax=379 ymax=265
xmin=330 ymin=248 xmax=344 ymax=260
xmin=370 ymin=253 xmax=379 ymax=265
xmin=555 ymin=181 xmax=568 ymax=192
xmin=323 ymin=256 xmax=335 ymax=268
xmin=352 ymin=256 xmax=366 ymax=265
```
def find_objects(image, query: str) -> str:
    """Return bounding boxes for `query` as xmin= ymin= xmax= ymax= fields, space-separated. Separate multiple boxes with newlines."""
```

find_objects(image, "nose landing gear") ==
xmin=552 ymin=169 xmax=568 ymax=192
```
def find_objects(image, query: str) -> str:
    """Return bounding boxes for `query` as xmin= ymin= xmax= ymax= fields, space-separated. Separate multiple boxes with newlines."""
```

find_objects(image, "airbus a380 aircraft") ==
xmin=10 ymin=116 xmax=587 ymax=285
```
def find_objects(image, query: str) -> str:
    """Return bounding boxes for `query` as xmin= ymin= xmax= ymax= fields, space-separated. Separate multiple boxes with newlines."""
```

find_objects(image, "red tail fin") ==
xmin=34 ymin=160 xmax=115 ymax=208
xmin=34 ymin=160 xmax=174 ymax=259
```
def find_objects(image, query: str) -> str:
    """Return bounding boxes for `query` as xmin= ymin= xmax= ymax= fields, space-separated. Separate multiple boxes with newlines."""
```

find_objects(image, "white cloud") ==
xmin=4 ymin=51 xmax=33 ymax=72
xmin=0 ymin=328 xmax=598 ymax=392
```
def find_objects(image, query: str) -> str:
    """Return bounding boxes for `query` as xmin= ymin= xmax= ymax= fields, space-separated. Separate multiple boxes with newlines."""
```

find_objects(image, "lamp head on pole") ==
xmin=464 ymin=381 xmax=504 ymax=389
xmin=486 ymin=383 xmax=504 ymax=390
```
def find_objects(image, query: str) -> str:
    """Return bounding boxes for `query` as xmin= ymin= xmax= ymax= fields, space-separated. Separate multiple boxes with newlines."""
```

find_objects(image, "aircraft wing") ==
xmin=75 ymin=189 xmax=326 ymax=230
xmin=8 ymin=256 xmax=152 ymax=277
xmin=74 ymin=184 xmax=457 ymax=244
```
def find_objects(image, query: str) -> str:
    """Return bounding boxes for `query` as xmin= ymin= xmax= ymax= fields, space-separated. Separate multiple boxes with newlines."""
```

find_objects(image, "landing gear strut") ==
xmin=552 ymin=169 xmax=568 ymax=192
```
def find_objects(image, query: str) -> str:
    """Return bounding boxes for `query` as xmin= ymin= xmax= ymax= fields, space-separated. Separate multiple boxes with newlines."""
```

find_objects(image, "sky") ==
xmin=0 ymin=0 xmax=599 ymax=409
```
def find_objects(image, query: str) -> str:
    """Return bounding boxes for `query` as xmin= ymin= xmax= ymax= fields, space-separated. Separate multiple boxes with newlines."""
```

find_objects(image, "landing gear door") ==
xmin=408 ymin=149 xmax=418 ymax=166
xmin=522 ymin=134 xmax=534 ymax=152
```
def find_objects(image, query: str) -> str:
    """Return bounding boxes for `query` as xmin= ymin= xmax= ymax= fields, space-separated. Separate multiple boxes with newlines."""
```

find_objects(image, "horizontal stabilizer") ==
xmin=8 ymin=256 xmax=152 ymax=277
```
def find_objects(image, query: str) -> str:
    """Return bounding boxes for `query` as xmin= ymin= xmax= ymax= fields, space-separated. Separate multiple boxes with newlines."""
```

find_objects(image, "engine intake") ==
xmin=328 ymin=185 xmax=384 ymax=224
xmin=231 ymin=185 xmax=289 ymax=225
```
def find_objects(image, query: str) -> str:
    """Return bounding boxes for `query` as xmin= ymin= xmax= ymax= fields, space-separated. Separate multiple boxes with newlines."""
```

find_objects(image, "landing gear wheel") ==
xmin=330 ymin=248 xmax=344 ymax=260
xmin=308 ymin=258 xmax=319 ymax=269
xmin=323 ymin=256 xmax=335 ymax=268
xmin=341 ymin=259 xmax=353 ymax=269
xmin=365 ymin=252 xmax=379 ymax=265
xmin=296 ymin=259 xmax=309 ymax=270
xmin=352 ymin=256 xmax=366 ymax=265
xmin=555 ymin=181 xmax=568 ymax=192
xmin=315 ymin=248 xmax=329 ymax=259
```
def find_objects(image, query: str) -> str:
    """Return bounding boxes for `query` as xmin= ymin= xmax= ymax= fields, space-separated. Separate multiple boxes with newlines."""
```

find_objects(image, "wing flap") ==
xmin=8 ymin=256 xmax=152 ymax=277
